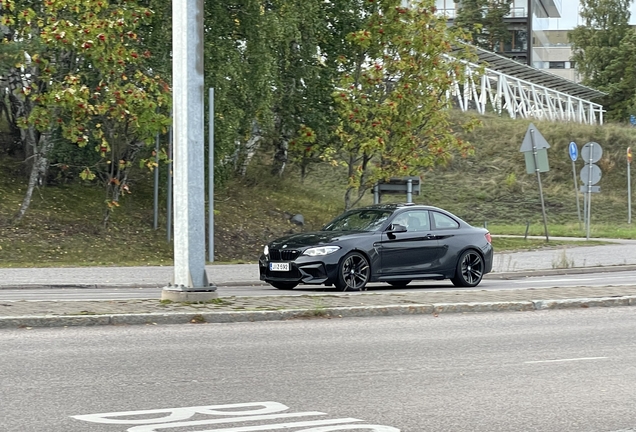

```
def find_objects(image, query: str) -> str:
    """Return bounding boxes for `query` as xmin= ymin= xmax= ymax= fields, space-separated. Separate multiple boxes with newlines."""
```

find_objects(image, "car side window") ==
xmin=393 ymin=210 xmax=430 ymax=232
xmin=432 ymin=211 xmax=460 ymax=230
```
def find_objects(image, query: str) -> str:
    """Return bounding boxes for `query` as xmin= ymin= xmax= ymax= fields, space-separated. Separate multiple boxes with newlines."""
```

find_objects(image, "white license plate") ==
xmin=269 ymin=262 xmax=290 ymax=271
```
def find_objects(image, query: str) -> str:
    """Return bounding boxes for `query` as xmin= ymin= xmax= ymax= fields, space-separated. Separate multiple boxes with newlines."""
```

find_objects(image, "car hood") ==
xmin=268 ymin=230 xmax=368 ymax=249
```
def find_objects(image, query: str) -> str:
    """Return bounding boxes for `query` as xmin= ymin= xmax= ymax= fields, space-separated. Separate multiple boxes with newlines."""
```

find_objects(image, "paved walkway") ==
xmin=2 ymin=237 xmax=636 ymax=328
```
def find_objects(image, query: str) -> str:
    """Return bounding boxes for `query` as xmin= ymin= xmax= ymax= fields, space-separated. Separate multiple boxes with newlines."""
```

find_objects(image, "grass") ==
xmin=2 ymin=112 xmax=636 ymax=267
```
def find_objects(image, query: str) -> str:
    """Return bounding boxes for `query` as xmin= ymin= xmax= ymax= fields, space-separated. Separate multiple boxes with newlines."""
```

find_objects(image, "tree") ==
xmin=568 ymin=0 xmax=633 ymax=121
xmin=330 ymin=0 xmax=480 ymax=210
xmin=453 ymin=0 xmax=512 ymax=52
xmin=1 ymin=0 xmax=170 ymax=223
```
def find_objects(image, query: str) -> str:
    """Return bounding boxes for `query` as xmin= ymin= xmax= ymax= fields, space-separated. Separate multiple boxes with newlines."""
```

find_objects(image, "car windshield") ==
xmin=322 ymin=209 xmax=393 ymax=232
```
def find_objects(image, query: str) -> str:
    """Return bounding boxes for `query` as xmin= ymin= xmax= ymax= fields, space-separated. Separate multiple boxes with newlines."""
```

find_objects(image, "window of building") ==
xmin=549 ymin=62 xmax=566 ymax=69
xmin=503 ymin=30 xmax=527 ymax=52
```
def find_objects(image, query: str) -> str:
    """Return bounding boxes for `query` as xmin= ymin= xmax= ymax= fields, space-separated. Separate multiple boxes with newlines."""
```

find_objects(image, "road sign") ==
xmin=519 ymin=123 xmax=551 ymax=152
xmin=569 ymin=142 xmax=578 ymax=161
xmin=580 ymin=185 xmax=600 ymax=193
xmin=628 ymin=147 xmax=632 ymax=164
xmin=580 ymin=163 xmax=602 ymax=185
xmin=581 ymin=142 xmax=603 ymax=163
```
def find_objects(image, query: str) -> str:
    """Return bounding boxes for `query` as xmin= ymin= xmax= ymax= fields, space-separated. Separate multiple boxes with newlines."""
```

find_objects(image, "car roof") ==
xmin=353 ymin=203 xmax=446 ymax=212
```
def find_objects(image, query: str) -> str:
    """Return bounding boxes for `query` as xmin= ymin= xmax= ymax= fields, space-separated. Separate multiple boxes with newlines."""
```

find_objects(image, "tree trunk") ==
xmin=14 ymin=129 xmax=53 ymax=223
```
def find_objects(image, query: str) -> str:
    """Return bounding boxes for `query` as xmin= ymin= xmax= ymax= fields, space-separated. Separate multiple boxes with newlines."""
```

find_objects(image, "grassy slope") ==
xmin=1 ymin=112 xmax=636 ymax=267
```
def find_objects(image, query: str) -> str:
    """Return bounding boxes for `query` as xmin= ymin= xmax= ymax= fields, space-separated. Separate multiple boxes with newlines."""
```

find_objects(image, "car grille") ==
xmin=270 ymin=249 xmax=300 ymax=261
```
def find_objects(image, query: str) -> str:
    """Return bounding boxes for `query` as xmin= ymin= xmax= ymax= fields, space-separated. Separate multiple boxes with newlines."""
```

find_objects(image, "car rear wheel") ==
xmin=335 ymin=252 xmax=370 ymax=291
xmin=270 ymin=282 xmax=298 ymax=290
xmin=388 ymin=280 xmax=411 ymax=287
xmin=451 ymin=249 xmax=484 ymax=287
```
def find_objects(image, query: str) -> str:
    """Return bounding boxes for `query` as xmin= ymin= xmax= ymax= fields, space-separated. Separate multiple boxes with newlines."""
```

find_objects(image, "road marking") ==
xmin=525 ymin=356 xmax=608 ymax=364
xmin=73 ymin=401 xmax=401 ymax=431
xmin=128 ymin=418 xmax=363 ymax=432
xmin=512 ymin=275 xmax=628 ymax=284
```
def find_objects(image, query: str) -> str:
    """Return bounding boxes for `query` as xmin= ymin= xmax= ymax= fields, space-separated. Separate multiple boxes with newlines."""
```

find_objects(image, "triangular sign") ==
xmin=519 ymin=123 xmax=551 ymax=152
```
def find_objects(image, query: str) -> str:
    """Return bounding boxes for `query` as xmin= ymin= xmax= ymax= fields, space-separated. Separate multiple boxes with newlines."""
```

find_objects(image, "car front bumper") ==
xmin=259 ymin=253 xmax=342 ymax=285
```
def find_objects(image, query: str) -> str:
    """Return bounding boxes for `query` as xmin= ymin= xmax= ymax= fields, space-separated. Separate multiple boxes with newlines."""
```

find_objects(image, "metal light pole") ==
xmin=628 ymin=147 xmax=632 ymax=224
xmin=162 ymin=0 xmax=216 ymax=301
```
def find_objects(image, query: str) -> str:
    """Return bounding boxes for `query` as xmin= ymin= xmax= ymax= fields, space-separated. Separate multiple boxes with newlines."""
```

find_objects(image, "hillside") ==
xmin=1 ymin=112 xmax=635 ymax=266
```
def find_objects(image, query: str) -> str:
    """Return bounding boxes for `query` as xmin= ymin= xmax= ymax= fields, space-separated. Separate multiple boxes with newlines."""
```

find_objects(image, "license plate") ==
xmin=269 ymin=262 xmax=290 ymax=271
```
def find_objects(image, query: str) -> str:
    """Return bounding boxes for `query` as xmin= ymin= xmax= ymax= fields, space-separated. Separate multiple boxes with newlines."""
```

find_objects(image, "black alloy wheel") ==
xmin=270 ymin=281 xmax=299 ymax=290
xmin=335 ymin=252 xmax=370 ymax=291
xmin=388 ymin=280 xmax=411 ymax=287
xmin=451 ymin=249 xmax=484 ymax=287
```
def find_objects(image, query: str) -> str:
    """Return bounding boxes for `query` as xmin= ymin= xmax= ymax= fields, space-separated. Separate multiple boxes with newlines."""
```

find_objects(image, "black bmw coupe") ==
xmin=259 ymin=203 xmax=493 ymax=291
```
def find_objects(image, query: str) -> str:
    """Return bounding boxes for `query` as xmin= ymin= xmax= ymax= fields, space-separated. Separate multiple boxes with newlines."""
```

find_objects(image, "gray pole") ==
xmin=208 ymin=88 xmax=214 ymax=263
xmin=166 ymin=126 xmax=173 ymax=242
xmin=406 ymin=179 xmax=413 ymax=203
xmin=571 ymin=160 xmax=581 ymax=229
xmin=586 ymin=143 xmax=594 ymax=240
xmin=163 ymin=0 xmax=216 ymax=300
xmin=153 ymin=133 xmax=160 ymax=230
xmin=530 ymin=129 xmax=549 ymax=242
xmin=628 ymin=154 xmax=632 ymax=224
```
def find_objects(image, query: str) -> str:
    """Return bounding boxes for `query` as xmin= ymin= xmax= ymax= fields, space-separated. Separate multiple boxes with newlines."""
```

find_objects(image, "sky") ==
xmin=549 ymin=0 xmax=636 ymax=29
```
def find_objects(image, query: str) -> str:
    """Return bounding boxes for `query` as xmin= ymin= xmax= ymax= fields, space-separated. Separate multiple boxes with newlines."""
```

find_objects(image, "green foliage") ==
xmin=1 ymin=0 xmax=171 ymax=221
xmin=331 ymin=0 xmax=480 ymax=208
xmin=453 ymin=0 xmax=512 ymax=51
xmin=568 ymin=0 xmax=634 ymax=121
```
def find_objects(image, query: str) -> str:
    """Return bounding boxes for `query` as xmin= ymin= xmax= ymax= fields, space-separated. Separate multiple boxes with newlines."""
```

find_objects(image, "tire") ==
xmin=335 ymin=251 xmax=371 ymax=292
xmin=388 ymin=280 xmax=411 ymax=288
xmin=450 ymin=249 xmax=484 ymax=287
xmin=270 ymin=282 xmax=298 ymax=290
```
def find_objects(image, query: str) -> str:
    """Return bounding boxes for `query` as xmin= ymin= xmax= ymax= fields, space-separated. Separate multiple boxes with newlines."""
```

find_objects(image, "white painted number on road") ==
xmin=72 ymin=401 xmax=400 ymax=431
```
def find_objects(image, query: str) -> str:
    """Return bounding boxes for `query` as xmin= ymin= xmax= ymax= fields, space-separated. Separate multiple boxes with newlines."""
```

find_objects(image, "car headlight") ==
xmin=263 ymin=245 xmax=269 ymax=256
xmin=302 ymin=246 xmax=341 ymax=256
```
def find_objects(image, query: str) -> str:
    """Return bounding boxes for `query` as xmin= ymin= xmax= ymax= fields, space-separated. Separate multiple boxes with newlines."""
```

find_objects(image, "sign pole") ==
xmin=628 ymin=147 xmax=632 ymax=224
xmin=569 ymin=142 xmax=581 ymax=229
xmin=531 ymin=130 xmax=549 ymax=242
xmin=586 ymin=143 xmax=594 ymax=240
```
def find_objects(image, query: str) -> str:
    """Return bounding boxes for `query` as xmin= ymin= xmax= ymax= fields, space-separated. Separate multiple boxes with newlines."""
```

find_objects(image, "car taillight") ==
xmin=485 ymin=232 xmax=492 ymax=243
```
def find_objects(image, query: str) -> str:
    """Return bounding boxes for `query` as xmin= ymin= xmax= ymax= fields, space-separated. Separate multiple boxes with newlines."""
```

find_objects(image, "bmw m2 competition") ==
xmin=259 ymin=203 xmax=493 ymax=291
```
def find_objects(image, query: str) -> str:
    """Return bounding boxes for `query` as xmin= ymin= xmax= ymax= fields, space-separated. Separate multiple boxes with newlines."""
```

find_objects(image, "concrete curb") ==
xmin=3 ymin=295 xmax=635 ymax=329
xmin=3 ymin=264 xmax=636 ymax=290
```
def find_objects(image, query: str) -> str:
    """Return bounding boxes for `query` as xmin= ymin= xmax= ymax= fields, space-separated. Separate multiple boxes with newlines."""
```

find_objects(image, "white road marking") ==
xmin=72 ymin=401 xmax=401 ymax=431
xmin=512 ymin=275 xmax=628 ymax=284
xmin=525 ymin=356 xmax=608 ymax=364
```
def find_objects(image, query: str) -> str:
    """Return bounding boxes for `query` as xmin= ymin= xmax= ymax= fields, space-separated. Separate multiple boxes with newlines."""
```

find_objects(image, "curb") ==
xmin=3 ymin=295 xmax=635 ymax=329
xmin=3 ymin=264 xmax=636 ymax=290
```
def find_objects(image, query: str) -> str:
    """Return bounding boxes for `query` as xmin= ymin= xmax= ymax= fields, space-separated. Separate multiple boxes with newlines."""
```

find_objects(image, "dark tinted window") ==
xmin=322 ymin=209 xmax=393 ymax=232
xmin=432 ymin=212 xmax=460 ymax=229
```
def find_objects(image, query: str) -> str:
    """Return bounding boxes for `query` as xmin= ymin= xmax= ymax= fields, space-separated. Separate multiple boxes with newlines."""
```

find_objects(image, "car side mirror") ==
xmin=387 ymin=223 xmax=407 ymax=233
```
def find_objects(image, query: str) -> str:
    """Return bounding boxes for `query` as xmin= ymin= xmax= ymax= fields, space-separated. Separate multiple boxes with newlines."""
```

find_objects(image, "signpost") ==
xmin=628 ymin=147 xmax=632 ymax=224
xmin=519 ymin=123 xmax=550 ymax=241
xmin=580 ymin=142 xmax=603 ymax=240
xmin=568 ymin=141 xmax=582 ymax=228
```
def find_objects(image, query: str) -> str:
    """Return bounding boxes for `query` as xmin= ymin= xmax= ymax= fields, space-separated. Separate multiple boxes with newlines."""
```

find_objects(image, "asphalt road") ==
xmin=3 ymin=269 xmax=636 ymax=300
xmin=2 ymin=307 xmax=636 ymax=432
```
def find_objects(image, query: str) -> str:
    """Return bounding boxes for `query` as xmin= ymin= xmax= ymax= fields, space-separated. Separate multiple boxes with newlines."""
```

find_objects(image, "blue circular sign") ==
xmin=569 ymin=141 xmax=578 ymax=162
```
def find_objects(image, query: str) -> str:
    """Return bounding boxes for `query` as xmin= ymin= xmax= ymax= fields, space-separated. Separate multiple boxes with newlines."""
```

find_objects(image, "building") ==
xmin=436 ymin=0 xmax=572 ymax=77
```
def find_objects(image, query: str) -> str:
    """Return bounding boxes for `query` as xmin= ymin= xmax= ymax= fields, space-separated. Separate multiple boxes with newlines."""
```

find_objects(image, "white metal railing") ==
xmin=445 ymin=56 xmax=604 ymax=125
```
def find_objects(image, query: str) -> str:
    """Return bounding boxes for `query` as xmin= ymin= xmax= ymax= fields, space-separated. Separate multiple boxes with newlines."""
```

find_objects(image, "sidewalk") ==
xmin=2 ymin=238 xmax=636 ymax=329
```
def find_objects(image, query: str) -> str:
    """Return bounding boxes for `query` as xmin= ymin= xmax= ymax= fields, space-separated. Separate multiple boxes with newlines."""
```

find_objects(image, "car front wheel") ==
xmin=335 ymin=252 xmax=370 ymax=291
xmin=451 ymin=249 xmax=484 ymax=287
